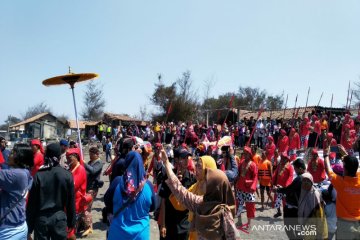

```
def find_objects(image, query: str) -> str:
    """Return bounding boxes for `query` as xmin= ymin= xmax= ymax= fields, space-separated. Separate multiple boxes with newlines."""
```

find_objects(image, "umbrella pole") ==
xmin=70 ymin=84 xmax=83 ymax=158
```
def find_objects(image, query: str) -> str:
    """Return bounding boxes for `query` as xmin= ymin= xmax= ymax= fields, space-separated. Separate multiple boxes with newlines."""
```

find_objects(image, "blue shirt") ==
xmin=107 ymin=179 xmax=155 ymax=240
xmin=106 ymin=142 xmax=112 ymax=152
xmin=0 ymin=168 xmax=32 ymax=228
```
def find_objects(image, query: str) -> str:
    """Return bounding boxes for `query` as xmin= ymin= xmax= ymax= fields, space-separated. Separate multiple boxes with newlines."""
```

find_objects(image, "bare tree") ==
xmin=203 ymin=75 xmax=216 ymax=102
xmin=22 ymin=102 xmax=52 ymax=120
xmin=56 ymin=113 xmax=69 ymax=124
xmin=81 ymin=81 xmax=106 ymax=121
xmin=139 ymin=105 xmax=149 ymax=121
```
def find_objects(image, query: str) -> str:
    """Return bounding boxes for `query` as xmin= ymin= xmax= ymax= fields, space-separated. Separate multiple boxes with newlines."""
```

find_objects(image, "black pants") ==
xmin=283 ymin=206 xmax=301 ymax=240
xmin=34 ymin=211 xmax=67 ymax=240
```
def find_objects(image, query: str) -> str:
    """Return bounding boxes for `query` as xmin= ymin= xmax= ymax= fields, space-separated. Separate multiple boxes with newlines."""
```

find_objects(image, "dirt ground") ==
xmin=83 ymin=152 xmax=287 ymax=240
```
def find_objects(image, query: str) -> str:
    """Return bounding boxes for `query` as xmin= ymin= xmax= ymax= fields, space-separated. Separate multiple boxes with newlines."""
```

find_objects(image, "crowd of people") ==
xmin=0 ymin=109 xmax=360 ymax=239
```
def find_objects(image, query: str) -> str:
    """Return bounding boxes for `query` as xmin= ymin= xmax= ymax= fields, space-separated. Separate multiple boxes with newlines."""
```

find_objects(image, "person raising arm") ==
xmin=323 ymin=144 xmax=360 ymax=240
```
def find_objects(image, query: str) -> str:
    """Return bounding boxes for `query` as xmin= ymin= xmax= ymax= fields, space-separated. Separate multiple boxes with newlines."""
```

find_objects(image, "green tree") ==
xmin=81 ymin=81 xmax=106 ymax=121
xmin=150 ymin=71 xmax=200 ymax=122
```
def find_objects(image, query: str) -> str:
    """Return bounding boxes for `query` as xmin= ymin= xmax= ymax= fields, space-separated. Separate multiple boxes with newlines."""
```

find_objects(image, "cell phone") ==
xmin=330 ymin=146 xmax=339 ymax=153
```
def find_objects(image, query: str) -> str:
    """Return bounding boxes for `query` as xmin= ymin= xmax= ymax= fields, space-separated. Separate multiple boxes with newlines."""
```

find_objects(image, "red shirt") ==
xmin=289 ymin=133 xmax=300 ymax=150
xmin=313 ymin=121 xmax=321 ymax=135
xmin=322 ymin=138 xmax=337 ymax=150
xmin=307 ymin=158 xmax=326 ymax=183
xmin=272 ymin=161 xmax=293 ymax=187
xmin=71 ymin=164 xmax=87 ymax=213
xmin=31 ymin=151 xmax=44 ymax=176
xmin=277 ymin=136 xmax=289 ymax=153
xmin=299 ymin=121 xmax=310 ymax=136
xmin=236 ymin=159 xmax=258 ymax=193
xmin=265 ymin=143 xmax=276 ymax=161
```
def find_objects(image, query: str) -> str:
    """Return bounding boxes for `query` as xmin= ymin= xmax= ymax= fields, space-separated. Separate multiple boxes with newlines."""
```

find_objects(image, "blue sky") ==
xmin=1 ymin=1 xmax=360 ymax=123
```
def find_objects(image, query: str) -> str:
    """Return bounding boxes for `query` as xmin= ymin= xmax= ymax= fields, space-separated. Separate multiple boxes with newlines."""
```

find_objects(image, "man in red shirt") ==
xmin=307 ymin=148 xmax=326 ymax=184
xmin=272 ymin=152 xmax=294 ymax=218
xmin=322 ymin=132 xmax=337 ymax=151
xmin=288 ymin=128 xmax=300 ymax=161
xmin=299 ymin=117 xmax=310 ymax=149
xmin=341 ymin=124 xmax=356 ymax=153
xmin=235 ymin=146 xmax=258 ymax=229
xmin=277 ymin=129 xmax=289 ymax=154
xmin=265 ymin=136 xmax=276 ymax=162
xmin=30 ymin=139 xmax=44 ymax=176
xmin=311 ymin=115 xmax=322 ymax=147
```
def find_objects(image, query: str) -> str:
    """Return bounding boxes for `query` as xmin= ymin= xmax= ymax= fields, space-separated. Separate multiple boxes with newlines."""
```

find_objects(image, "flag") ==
xmin=167 ymin=101 xmax=173 ymax=115
xmin=229 ymin=95 xmax=235 ymax=108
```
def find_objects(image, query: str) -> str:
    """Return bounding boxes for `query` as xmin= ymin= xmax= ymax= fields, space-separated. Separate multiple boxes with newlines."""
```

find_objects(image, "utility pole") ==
xmin=7 ymin=115 xmax=11 ymax=140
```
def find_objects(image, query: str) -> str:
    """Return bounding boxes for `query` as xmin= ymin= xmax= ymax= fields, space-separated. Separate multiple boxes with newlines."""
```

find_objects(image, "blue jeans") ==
xmin=106 ymin=151 xmax=111 ymax=162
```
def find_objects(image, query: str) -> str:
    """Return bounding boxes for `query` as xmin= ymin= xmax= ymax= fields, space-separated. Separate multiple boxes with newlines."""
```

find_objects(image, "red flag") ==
xmin=229 ymin=95 xmax=235 ymax=108
xmin=167 ymin=102 xmax=173 ymax=115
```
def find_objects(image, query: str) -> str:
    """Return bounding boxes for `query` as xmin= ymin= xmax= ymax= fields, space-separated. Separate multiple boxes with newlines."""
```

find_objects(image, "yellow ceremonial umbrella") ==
xmin=42 ymin=67 xmax=99 ymax=156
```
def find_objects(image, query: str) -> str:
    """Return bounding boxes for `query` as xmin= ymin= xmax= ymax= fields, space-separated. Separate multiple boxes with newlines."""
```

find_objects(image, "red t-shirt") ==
xmin=31 ymin=151 xmax=44 ymax=176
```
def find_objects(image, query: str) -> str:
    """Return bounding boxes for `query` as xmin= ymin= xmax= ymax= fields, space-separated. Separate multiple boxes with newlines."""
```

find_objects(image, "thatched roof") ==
xmin=67 ymin=120 xmax=99 ymax=129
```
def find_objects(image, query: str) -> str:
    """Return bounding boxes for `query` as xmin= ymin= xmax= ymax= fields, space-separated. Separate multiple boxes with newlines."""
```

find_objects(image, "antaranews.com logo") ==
xmin=250 ymin=224 xmax=317 ymax=236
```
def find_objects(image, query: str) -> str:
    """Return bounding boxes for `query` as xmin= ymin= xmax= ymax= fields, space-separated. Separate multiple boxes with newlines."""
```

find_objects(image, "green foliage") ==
xmin=151 ymin=71 xmax=200 ymax=122
xmin=81 ymin=81 xmax=106 ymax=121
xmin=151 ymin=71 xmax=284 ymax=124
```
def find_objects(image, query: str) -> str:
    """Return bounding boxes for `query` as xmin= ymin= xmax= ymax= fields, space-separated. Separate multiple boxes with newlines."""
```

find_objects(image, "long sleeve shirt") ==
xmin=289 ymin=133 xmax=300 ymax=150
xmin=224 ymin=155 xmax=238 ymax=183
xmin=272 ymin=161 xmax=294 ymax=187
xmin=277 ymin=136 xmax=289 ymax=153
xmin=165 ymin=174 xmax=237 ymax=240
xmin=85 ymin=159 xmax=103 ymax=191
xmin=236 ymin=160 xmax=258 ymax=193
xmin=26 ymin=166 xmax=76 ymax=233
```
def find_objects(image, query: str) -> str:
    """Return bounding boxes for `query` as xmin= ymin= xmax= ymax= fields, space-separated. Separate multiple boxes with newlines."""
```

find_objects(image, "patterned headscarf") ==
xmin=122 ymin=151 xmax=146 ymax=197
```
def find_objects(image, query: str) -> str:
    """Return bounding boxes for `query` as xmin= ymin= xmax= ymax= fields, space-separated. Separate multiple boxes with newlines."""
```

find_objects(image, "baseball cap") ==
xmin=60 ymin=139 xmax=69 ymax=146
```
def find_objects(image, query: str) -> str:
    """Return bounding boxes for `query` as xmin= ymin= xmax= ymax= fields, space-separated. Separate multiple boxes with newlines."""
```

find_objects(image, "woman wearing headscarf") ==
xmin=0 ymin=143 xmax=33 ymax=240
xmin=162 ymin=149 xmax=238 ymax=240
xmin=166 ymin=156 xmax=217 ymax=240
xmin=187 ymin=156 xmax=217 ymax=239
xmin=66 ymin=148 xmax=87 ymax=240
xmin=30 ymin=139 xmax=44 ymax=176
xmin=298 ymin=172 xmax=328 ymax=240
xmin=104 ymin=151 xmax=156 ymax=240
